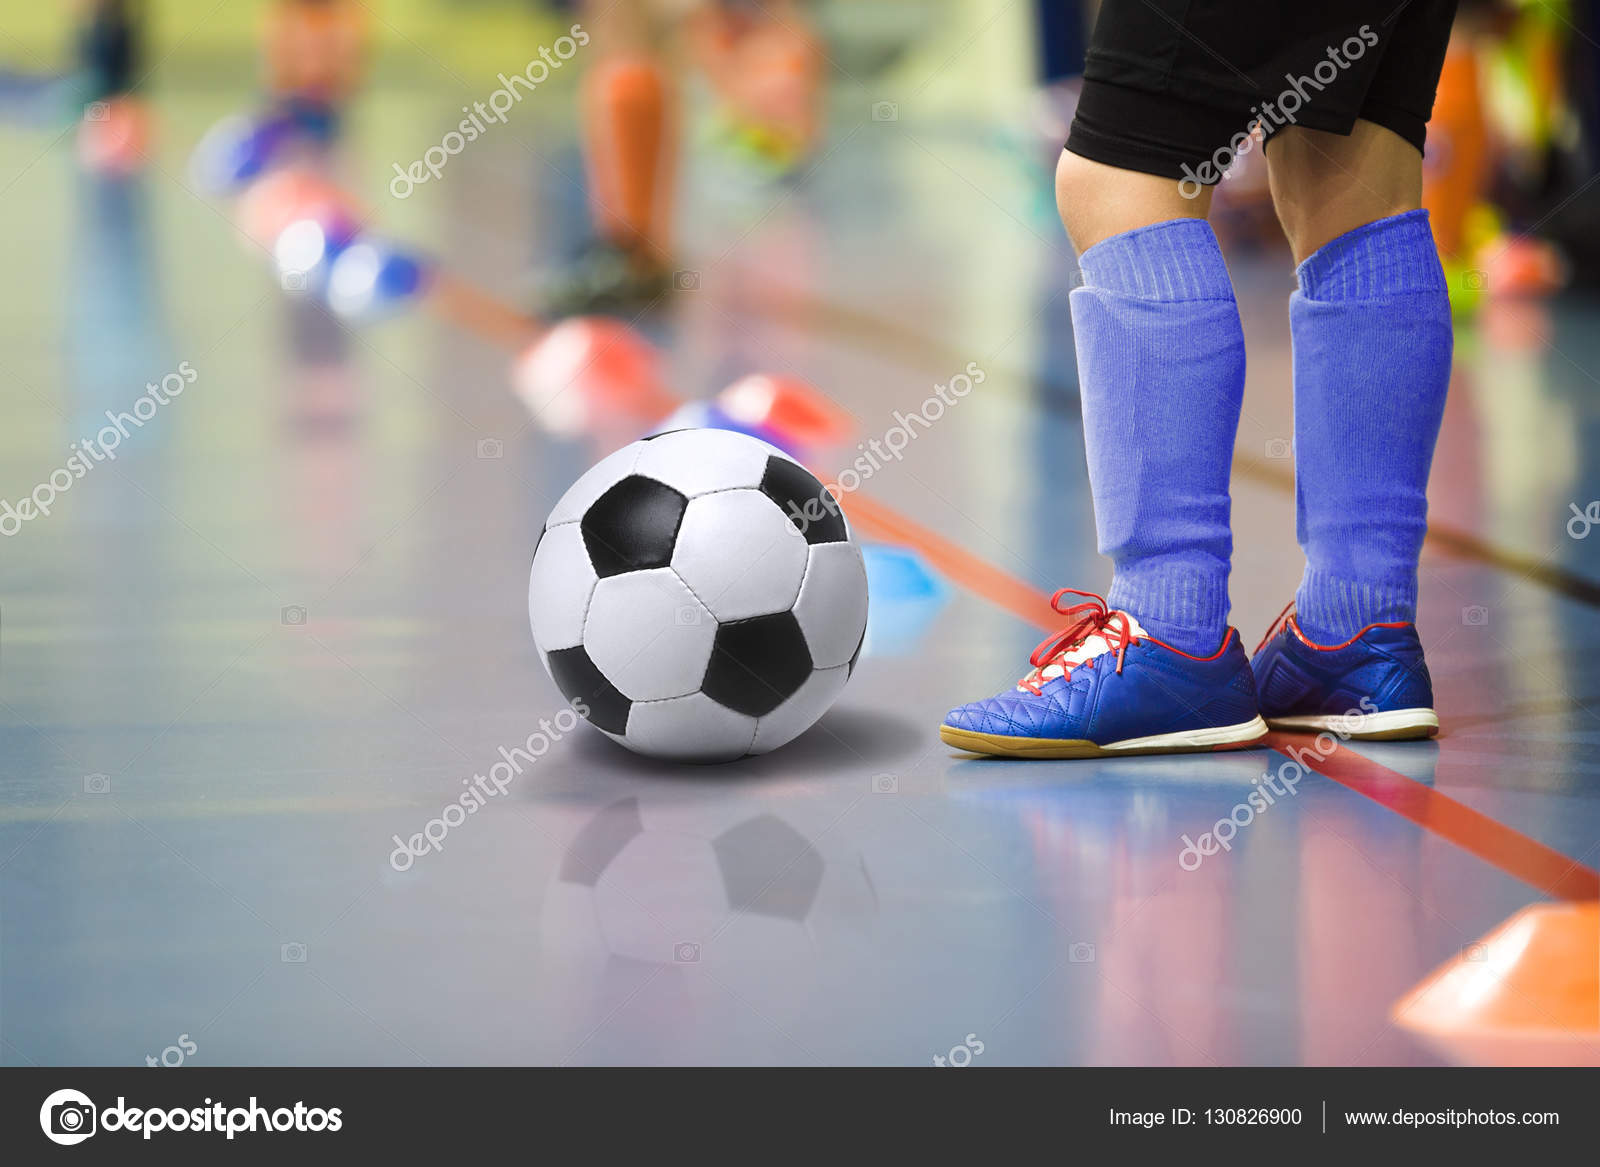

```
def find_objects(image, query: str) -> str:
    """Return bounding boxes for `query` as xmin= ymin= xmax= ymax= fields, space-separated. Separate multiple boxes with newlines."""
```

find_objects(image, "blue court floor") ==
xmin=1 ymin=70 xmax=1597 ymax=1066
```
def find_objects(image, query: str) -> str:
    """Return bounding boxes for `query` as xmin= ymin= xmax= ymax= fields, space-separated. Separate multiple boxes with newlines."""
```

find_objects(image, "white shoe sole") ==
xmin=1266 ymin=708 xmax=1439 ymax=741
xmin=940 ymin=715 xmax=1269 ymax=759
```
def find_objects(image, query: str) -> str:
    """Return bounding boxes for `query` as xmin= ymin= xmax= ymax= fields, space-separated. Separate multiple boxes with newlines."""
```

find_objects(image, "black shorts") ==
xmin=1065 ymin=0 xmax=1459 ymax=184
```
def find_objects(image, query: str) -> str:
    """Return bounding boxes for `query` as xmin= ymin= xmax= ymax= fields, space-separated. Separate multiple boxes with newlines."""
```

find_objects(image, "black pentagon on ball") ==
xmin=581 ymin=475 xmax=687 ymax=578
xmin=702 ymin=612 xmax=813 ymax=717
xmin=760 ymin=456 xmax=848 ymax=545
xmin=713 ymin=815 xmax=824 ymax=921
xmin=558 ymin=797 xmax=643 ymax=886
xmin=546 ymin=645 xmax=632 ymax=735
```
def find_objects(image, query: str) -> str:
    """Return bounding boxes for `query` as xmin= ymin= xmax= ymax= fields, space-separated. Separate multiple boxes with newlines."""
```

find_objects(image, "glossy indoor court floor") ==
xmin=2 ymin=77 xmax=1598 ymax=1066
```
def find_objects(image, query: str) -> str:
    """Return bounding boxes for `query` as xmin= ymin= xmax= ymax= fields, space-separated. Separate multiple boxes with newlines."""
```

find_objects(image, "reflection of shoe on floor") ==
xmin=534 ymin=240 xmax=672 ymax=317
xmin=941 ymin=589 xmax=1267 ymax=759
xmin=1251 ymin=605 xmax=1439 ymax=740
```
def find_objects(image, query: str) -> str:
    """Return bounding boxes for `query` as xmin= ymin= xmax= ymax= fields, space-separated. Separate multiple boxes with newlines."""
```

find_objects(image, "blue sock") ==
xmin=1071 ymin=218 xmax=1244 ymax=654
xmin=1290 ymin=209 xmax=1452 ymax=642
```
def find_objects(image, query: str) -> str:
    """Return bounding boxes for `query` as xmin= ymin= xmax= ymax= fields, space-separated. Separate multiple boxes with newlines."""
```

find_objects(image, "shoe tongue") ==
xmin=1018 ymin=611 xmax=1147 ymax=690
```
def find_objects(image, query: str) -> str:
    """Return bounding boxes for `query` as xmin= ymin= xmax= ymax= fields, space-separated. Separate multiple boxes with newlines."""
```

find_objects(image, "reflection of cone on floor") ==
xmin=1393 ymin=901 xmax=1600 ymax=1065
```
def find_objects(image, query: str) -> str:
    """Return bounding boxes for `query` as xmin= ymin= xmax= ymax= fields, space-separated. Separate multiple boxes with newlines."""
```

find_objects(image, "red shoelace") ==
xmin=1018 ymin=589 xmax=1140 ymax=695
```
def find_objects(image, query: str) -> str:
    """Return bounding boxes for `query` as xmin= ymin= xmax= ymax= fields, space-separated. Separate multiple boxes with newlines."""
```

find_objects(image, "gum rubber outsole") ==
xmin=1265 ymin=708 xmax=1440 ymax=741
xmin=939 ymin=716 xmax=1269 ymax=759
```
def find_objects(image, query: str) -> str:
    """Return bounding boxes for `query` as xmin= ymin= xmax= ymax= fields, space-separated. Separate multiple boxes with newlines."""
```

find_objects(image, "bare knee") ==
xmin=1054 ymin=150 xmax=1104 ymax=250
xmin=1267 ymin=123 xmax=1422 ymax=262
xmin=1055 ymin=150 xmax=1211 ymax=255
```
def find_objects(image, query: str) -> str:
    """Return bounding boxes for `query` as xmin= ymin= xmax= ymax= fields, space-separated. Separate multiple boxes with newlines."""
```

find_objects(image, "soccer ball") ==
xmin=528 ymin=428 xmax=869 ymax=762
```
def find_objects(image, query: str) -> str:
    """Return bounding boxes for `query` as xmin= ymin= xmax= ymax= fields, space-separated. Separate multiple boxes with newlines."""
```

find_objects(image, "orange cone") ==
xmin=1394 ymin=901 xmax=1600 ymax=1065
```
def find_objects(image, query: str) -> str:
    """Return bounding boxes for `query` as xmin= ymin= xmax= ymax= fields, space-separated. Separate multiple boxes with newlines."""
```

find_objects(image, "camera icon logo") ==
xmin=1462 ymin=269 xmax=1488 ymax=290
xmin=871 ymin=101 xmax=899 ymax=122
xmin=871 ymin=773 xmax=898 ymax=794
xmin=1264 ymin=437 xmax=1292 ymax=460
xmin=282 ymin=605 xmax=307 ymax=627
xmin=1068 ymin=941 xmax=1096 ymax=963
xmin=674 ymin=605 xmax=703 ymax=627
xmin=674 ymin=941 xmax=700 ymax=963
xmin=673 ymin=270 xmax=700 ymax=291
xmin=281 ymin=942 xmax=308 ymax=963
xmin=85 ymin=102 xmax=110 ymax=122
xmin=1462 ymin=605 xmax=1489 ymax=626
xmin=84 ymin=773 xmax=111 ymax=795
xmin=281 ymin=270 xmax=308 ymax=293
xmin=40 ymin=1089 xmax=97 ymax=1146
xmin=476 ymin=437 xmax=504 ymax=459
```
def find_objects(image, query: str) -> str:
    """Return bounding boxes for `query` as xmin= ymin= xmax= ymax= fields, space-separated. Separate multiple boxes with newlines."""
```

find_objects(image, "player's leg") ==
xmin=581 ymin=0 xmax=674 ymax=265
xmin=543 ymin=0 xmax=676 ymax=313
xmin=942 ymin=14 xmax=1266 ymax=758
xmin=1049 ymin=147 xmax=1245 ymax=662
xmin=1052 ymin=150 xmax=1211 ymax=254
xmin=1251 ymin=5 xmax=1457 ymax=741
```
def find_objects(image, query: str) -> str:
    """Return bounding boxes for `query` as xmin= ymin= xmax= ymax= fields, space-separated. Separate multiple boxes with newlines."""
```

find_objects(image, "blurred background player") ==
xmin=189 ymin=0 xmax=369 ymax=192
xmin=75 ymin=0 xmax=151 ymax=174
xmin=542 ymin=0 xmax=679 ymax=314
xmin=688 ymin=0 xmax=824 ymax=173
xmin=541 ymin=0 xmax=823 ymax=314
xmin=262 ymin=0 xmax=369 ymax=136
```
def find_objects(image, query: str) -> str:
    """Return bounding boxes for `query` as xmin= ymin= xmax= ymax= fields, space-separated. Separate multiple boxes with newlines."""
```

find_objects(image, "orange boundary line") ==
xmin=842 ymin=491 xmax=1600 ymax=902
xmin=841 ymin=494 xmax=1049 ymax=630
xmin=1264 ymin=732 xmax=1600 ymax=902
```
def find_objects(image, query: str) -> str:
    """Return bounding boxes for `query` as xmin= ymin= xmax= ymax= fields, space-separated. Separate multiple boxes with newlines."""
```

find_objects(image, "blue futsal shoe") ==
xmin=940 ymin=590 xmax=1267 ymax=759
xmin=1250 ymin=605 xmax=1438 ymax=740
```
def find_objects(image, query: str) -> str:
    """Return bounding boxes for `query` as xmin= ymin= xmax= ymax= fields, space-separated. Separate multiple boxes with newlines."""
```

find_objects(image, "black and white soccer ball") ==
xmin=528 ymin=428 xmax=869 ymax=763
